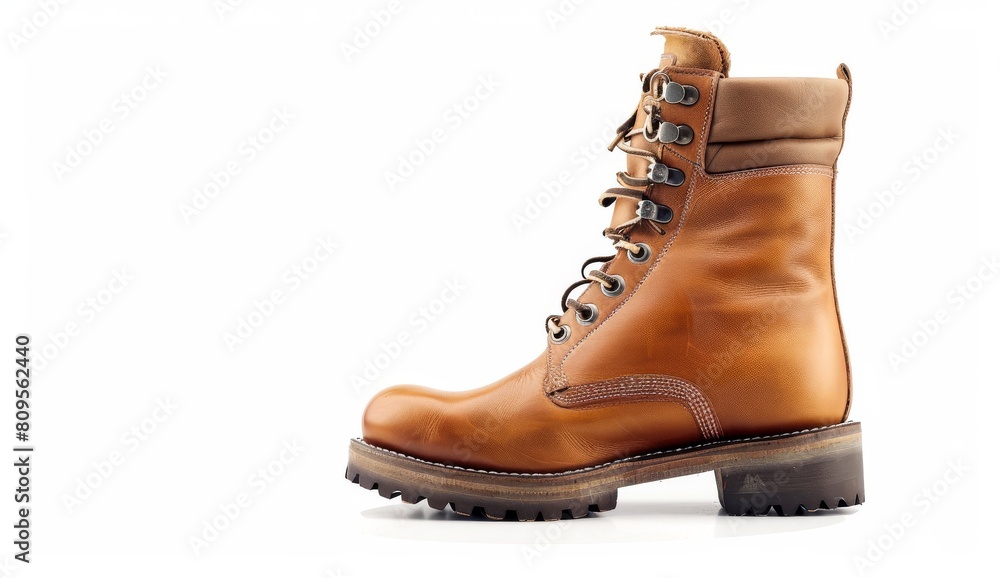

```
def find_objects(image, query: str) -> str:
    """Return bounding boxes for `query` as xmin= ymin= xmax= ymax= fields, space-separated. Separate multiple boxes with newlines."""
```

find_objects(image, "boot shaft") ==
xmin=650 ymin=27 xmax=850 ymax=172
xmin=549 ymin=28 xmax=853 ymax=436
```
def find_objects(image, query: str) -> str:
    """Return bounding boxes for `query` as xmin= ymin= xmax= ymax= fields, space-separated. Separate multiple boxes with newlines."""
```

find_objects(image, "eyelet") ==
xmin=636 ymin=200 xmax=674 ymax=223
xmin=647 ymin=163 xmax=684 ymax=187
xmin=655 ymin=122 xmax=695 ymax=146
xmin=680 ymin=85 xmax=700 ymax=106
xmin=601 ymin=275 xmax=625 ymax=298
xmin=627 ymin=243 xmax=651 ymax=264
xmin=575 ymin=304 xmax=598 ymax=326
xmin=663 ymin=81 xmax=685 ymax=104
xmin=549 ymin=324 xmax=571 ymax=344
xmin=656 ymin=122 xmax=680 ymax=144
xmin=675 ymin=125 xmax=694 ymax=145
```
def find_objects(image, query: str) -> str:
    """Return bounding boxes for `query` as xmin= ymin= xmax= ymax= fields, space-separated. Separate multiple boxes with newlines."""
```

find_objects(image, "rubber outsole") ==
xmin=346 ymin=421 xmax=865 ymax=521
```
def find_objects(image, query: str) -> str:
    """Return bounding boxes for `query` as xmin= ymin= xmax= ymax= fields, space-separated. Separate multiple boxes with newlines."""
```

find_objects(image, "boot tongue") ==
xmin=651 ymin=27 xmax=730 ymax=76
xmin=608 ymin=28 xmax=730 ymax=229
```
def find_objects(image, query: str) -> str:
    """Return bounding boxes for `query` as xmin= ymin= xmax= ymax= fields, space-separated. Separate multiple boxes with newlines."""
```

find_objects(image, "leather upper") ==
xmin=361 ymin=27 xmax=853 ymax=474
xmin=707 ymin=77 xmax=850 ymax=172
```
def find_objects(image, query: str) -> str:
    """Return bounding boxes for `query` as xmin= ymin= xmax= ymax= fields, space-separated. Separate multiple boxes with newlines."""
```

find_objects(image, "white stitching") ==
xmin=703 ymin=164 xmax=833 ymax=182
xmin=353 ymin=422 xmax=854 ymax=477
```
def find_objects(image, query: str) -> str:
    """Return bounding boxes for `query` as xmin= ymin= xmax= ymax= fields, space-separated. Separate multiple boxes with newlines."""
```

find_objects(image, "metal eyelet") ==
xmin=636 ymin=200 xmax=674 ymax=224
xmin=675 ymin=125 xmax=694 ymax=145
xmin=628 ymin=243 xmax=651 ymax=264
xmin=663 ymin=81 xmax=686 ymax=104
xmin=647 ymin=162 xmax=668 ymax=183
xmin=681 ymin=85 xmax=700 ymax=106
xmin=601 ymin=275 xmax=626 ymax=298
xmin=549 ymin=324 xmax=571 ymax=344
xmin=575 ymin=304 xmax=598 ymax=326
xmin=657 ymin=122 xmax=680 ymax=144
xmin=648 ymin=163 xmax=684 ymax=186
xmin=645 ymin=164 xmax=685 ymax=187
xmin=655 ymin=122 xmax=694 ymax=146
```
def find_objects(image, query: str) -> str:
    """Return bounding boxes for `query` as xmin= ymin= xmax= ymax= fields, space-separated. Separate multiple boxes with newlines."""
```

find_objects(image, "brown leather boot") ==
xmin=347 ymin=27 xmax=864 ymax=520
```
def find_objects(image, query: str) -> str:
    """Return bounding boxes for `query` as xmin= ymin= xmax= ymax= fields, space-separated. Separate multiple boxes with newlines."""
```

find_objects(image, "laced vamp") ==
xmin=546 ymin=69 xmax=700 ymax=343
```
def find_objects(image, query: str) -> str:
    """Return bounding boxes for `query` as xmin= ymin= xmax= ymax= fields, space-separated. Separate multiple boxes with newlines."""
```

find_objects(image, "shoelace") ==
xmin=546 ymin=69 xmax=699 ymax=343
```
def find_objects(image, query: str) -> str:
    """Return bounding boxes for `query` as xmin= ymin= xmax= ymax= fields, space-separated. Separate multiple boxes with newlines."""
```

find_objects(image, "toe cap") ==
xmin=361 ymin=384 xmax=446 ymax=457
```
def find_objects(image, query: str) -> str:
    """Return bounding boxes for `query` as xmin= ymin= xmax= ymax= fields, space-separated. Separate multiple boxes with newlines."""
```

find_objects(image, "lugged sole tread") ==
xmin=346 ymin=422 xmax=865 ymax=521
xmin=347 ymin=462 xmax=608 ymax=520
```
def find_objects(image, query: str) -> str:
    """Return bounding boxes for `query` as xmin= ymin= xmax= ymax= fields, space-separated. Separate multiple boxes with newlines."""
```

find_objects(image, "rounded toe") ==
xmin=361 ymin=384 xmax=440 ymax=456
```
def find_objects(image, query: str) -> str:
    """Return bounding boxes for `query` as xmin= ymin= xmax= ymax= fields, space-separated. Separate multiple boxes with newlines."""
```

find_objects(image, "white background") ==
xmin=1 ymin=0 xmax=997 ymax=576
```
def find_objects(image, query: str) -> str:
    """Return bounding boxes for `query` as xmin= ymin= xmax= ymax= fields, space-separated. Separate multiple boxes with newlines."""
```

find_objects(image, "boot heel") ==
xmin=714 ymin=423 xmax=865 ymax=516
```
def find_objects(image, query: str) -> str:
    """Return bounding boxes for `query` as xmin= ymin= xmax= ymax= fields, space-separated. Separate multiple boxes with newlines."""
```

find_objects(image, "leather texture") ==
xmin=361 ymin=27 xmax=853 ymax=474
xmin=706 ymin=77 xmax=849 ymax=172
xmin=652 ymin=26 xmax=731 ymax=76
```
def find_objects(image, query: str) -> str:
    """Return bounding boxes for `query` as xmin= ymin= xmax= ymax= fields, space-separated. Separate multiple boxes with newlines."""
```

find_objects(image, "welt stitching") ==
xmin=354 ymin=423 xmax=851 ymax=477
